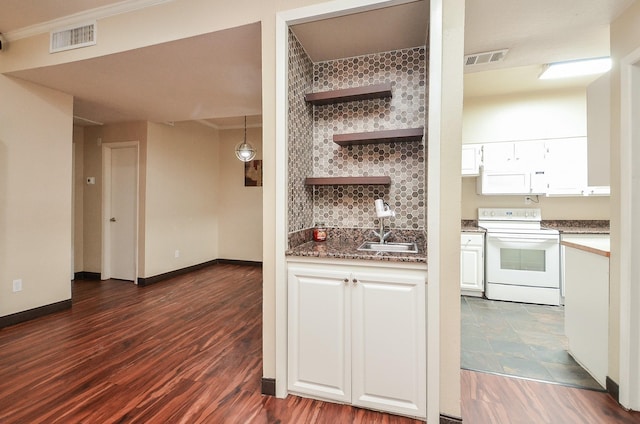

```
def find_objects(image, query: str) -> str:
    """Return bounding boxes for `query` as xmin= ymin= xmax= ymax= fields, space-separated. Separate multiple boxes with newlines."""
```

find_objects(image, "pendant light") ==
xmin=235 ymin=116 xmax=256 ymax=162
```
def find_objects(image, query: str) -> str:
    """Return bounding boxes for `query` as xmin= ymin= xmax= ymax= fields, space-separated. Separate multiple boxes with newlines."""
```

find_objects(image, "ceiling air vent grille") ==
xmin=464 ymin=49 xmax=508 ymax=67
xmin=50 ymin=21 xmax=96 ymax=53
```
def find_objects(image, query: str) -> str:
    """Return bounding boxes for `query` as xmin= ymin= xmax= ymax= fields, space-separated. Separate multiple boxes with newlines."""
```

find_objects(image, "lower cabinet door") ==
xmin=460 ymin=243 xmax=484 ymax=293
xmin=287 ymin=266 xmax=351 ymax=402
xmin=350 ymin=271 xmax=426 ymax=418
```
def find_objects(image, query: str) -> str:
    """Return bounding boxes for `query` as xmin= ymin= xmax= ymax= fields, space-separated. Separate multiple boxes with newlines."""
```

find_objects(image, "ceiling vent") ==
xmin=464 ymin=49 xmax=508 ymax=67
xmin=50 ymin=21 xmax=96 ymax=53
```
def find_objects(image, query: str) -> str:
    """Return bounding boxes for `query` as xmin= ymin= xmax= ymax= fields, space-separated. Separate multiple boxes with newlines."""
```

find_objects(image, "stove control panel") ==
xmin=478 ymin=208 xmax=541 ymax=221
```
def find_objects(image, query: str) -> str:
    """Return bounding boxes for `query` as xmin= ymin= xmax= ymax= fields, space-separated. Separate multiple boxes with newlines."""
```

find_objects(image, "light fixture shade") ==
xmin=235 ymin=115 xmax=256 ymax=162
xmin=539 ymin=57 xmax=612 ymax=80
xmin=235 ymin=142 xmax=256 ymax=162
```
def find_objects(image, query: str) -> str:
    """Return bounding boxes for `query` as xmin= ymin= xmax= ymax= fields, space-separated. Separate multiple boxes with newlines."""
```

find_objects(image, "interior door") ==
xmin=109 ymin=146 xmax=137 ymax=281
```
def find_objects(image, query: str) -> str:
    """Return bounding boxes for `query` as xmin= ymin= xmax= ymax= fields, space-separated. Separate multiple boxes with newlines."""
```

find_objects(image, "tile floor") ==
xmin=461 ymin=295 xmax=604 ymax=391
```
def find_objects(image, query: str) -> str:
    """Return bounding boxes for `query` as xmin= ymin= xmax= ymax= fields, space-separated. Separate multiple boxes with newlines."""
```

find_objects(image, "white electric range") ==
xmin=478 ymin=208 xmax=561 ymax=306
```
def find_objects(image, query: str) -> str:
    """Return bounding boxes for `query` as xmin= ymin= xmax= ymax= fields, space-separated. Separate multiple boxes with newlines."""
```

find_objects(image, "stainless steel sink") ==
xmin=357 ymin=241 xmax=419 ymax=253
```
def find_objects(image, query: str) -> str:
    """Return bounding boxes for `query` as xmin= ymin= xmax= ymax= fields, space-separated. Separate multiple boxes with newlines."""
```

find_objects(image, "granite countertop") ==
xmin=461 ymin=219 xmax=485 ymax=233
xmin=542 ymin=220 xmax=610 ymax=234
xmin=286 ymin=228 xmax=427 ymax=263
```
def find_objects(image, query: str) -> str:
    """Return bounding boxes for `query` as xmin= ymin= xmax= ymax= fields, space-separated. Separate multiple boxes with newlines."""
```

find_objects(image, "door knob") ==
xmin=110 ymin=217 xmax=117 ymax=222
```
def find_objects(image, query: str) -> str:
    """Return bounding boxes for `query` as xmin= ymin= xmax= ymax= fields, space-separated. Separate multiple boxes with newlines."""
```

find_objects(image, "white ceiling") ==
xmin=7 ymin=23 xmax=263 ymax=125
xmin=0 ymin=0 xmax=636 ymax=126
xmin=290 ymin=2 xmax=429 ymax=63
xmin=463 ymin=0 xmax=635 ymax=97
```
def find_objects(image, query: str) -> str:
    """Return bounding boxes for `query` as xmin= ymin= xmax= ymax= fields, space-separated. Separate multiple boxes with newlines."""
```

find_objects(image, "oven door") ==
xmin=486 ymin=232 xmax=560 ymax=288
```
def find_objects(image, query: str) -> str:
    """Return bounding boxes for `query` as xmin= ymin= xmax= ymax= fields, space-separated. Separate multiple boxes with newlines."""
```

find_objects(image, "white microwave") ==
xmin=477 ymin=167 xmax=546 ymax=195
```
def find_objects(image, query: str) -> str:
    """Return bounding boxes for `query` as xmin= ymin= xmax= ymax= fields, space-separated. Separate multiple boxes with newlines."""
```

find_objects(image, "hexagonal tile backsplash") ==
xmin=287 ymin=32 xmax=427 ymax=235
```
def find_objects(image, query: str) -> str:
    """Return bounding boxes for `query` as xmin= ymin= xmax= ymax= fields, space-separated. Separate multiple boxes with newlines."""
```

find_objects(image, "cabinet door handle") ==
xmin=352 ymin=278 xmax=358 ymax=285
xmin=344 ymin=278 xmax=349 ymax=284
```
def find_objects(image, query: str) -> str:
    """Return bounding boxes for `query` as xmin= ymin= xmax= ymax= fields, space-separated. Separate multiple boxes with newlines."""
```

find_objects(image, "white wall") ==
xmin=217 ymin=126 xmax=263 ymax=262
xmin=0 ymin=75 xmax=73 ymax=316
xmin=144 ymin=121 xmax=219 ymax=277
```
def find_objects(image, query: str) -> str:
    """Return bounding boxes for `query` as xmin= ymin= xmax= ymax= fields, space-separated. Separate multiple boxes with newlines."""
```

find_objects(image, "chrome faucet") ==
xmin=373 ymin=199 xmax=395 ymax=244
xmin=372 ymin=219 xmax=393 ymax=244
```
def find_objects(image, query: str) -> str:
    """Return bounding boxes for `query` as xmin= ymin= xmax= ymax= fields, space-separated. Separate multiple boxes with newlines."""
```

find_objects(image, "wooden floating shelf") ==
xmin=304 ymin=83 xmax=392 ymax=105
xmin=304 ymin=176 xmax=391 ymax=186
xmin=333 ymin=127 xmax=424 ymax=146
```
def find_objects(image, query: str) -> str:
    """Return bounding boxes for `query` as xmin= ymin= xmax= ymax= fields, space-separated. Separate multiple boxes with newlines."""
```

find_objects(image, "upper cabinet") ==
xmin=483 ymin=141 xmax=546 ymax=171
xmin=465 ymin=138 xmax=609 ymax=196
xmin=545 ymin=137 xmax=587 ymax=196
xmin=461 ymin=144 xmax=482 ymax=176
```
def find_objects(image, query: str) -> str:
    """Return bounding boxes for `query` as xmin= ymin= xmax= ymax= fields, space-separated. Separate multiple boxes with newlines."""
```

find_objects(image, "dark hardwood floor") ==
xmin=0 ymin=263 xmax=638 ymax=423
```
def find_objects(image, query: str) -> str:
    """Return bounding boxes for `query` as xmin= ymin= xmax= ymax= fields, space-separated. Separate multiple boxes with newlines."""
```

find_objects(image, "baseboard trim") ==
xmin=440 ymin=414 xmax=463 ymax=424
xmin=0 ymin=299 xmax=72 ymax=329
xmin=218 ymin=259 xmax=262 ymax=267
xmin=73 ymin=271 xmax=101 ymax=280
xmin=606 ymin=376 xmax=619 ymax=403
xmin=261 ymin=378 xmax=276 ymax=396
xmin=138 ymin=260 xmax=219 ymax=287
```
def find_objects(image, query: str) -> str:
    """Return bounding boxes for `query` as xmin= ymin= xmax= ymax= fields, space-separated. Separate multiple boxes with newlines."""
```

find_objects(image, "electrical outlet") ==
xmin=524 ymin=196 xmax=532 ymax=205
xmin=12 ymin=279 xmax=22 ymax=292
xmin=174 ymin=250 xmax=180 ymax=258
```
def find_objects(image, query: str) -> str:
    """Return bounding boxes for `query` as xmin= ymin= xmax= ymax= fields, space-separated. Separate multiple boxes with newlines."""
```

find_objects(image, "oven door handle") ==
xmin=489 ymin=234 xmax=558 ymax=243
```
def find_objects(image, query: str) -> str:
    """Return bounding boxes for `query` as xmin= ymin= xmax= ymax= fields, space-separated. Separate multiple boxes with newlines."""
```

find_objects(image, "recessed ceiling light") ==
xmin=539 ymin=57 xmax=612 ymax=80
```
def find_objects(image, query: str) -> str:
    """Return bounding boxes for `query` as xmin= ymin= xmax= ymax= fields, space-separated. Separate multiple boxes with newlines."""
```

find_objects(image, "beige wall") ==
xmin=144 ymin=121 xmax=220 ymax=277
xmin=461 ymin=179 xmax=610 ymax=220
xmin=0 ymin=0 xmax=264 ymax=74
xmin=429 ymin=0 xmax=465 ymax=418
xmin=461 ymin=88 xmax=610 ymax=220
xmin=0 ymin=75 xmax=73 ymax=316
xmin=80 ymin=119 xmax=259 ymax=276
xmin=82 ymin=122 xmax=148 ymax=274
xmin=218 ymin=126 xmax=263 ymax=262
xmin=463 ymin=89 xmax=587 ymax=143
xmin=609 ymin=0 xmax=640 ymax=386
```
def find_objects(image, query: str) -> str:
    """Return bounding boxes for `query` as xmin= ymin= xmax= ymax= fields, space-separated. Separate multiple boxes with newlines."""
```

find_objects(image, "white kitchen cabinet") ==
xmin=560 ymin=233 xmax=609 ymax=300
xmin=562 ymin=237 xmax=610 ymax=387
xmin=545 ymin=137 xmax=588 ymax=196
xmin=287 ymin=265 xmax=351 ymax=403
xmin=287 ymin=259 xmax=427 ymax=419
xmin=482 ymin=140 xmax=546 ymax=171
xmin=460 ymin=233 xmax=484 ymax=296
xmin=462 ymin=144 xmax=482 ymax=176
